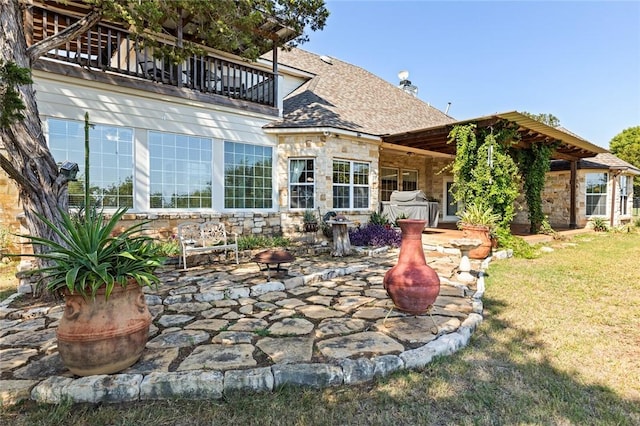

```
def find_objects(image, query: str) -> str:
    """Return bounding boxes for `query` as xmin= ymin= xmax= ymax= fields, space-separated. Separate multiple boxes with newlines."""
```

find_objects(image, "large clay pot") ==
xmin=460 ymin=224 xmax=492 ymax=259
xmin=57 ymin=283 xmax=151 ymax=376
xmin=383 ymin=219 xmax=440 ymax=314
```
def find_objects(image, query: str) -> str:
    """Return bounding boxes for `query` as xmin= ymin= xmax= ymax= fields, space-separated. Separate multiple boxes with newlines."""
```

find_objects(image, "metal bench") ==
xmin=177 ymin=221 xmax=239 ymax=270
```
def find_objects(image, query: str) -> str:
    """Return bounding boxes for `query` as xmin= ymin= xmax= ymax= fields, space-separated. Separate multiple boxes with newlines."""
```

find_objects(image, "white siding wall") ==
xmin=34 ymin=71 xmax=278 ymax=214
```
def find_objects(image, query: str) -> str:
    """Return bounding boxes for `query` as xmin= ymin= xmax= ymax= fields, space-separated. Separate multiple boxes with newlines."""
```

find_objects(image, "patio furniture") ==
xmin=251 ymin=249 xmax=295 ymax=280
xmin=177 ymin=221 xmax=239 ymax=270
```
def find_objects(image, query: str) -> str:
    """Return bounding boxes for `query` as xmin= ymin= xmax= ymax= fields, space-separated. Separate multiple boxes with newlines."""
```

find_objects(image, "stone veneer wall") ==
xmin=378 ymin=152 xmax=454 ymax=217
xmin=116 ymin=212 xmax=282 ymax=241
xmin=0 ymin=164 xmax=22 ymax=253
xmin=540 ymin=171 xmax=573 ymax=228
xmin=277 ymin=133 xmax=380 ymax=236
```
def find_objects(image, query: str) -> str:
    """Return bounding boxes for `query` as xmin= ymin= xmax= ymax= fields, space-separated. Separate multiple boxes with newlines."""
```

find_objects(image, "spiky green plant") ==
xmin=20 ymin=207 xmax=163 ymax=299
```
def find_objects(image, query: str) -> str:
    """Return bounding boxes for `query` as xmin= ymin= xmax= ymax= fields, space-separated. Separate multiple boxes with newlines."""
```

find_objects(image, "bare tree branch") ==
xmin=26 ymin=7 xmax=103 ymax=63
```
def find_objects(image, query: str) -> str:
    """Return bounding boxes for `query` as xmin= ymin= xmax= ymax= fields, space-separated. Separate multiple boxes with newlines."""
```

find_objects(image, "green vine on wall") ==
xmin=447 ymin=121 xmax=521 ymax=233
xmin=516 ymin=142 xmax=556 ymax=234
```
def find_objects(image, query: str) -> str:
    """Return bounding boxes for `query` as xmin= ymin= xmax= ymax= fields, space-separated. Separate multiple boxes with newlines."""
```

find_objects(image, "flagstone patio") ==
xmin=0 ymin=240 xmax=489 ymax=406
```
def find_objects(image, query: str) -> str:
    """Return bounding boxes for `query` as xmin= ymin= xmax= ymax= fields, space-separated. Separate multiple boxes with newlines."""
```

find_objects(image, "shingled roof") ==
xmin=265 ymin=48 xmax=454 ymax=135
xmin=551 ymin=152 xmax=640 ymax=175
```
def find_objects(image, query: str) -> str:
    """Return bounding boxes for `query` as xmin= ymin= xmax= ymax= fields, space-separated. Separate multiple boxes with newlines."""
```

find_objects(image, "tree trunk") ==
xmin=0 ymin=0 xmax=69 ymax=275
xmin=330 ymin=222 xmax=352 ymax=257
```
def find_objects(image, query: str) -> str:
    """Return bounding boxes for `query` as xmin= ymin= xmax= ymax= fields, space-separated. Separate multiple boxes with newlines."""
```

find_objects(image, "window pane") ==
xmin=585 ymin=173 xmax=607 ymax=215
xmin=289 ymin=159 xmax=315 ymax=209
xmin=149 ymin=131 xmax=212 ymax=209
xmin=224 ymin=141 xmax=272 ymax=209
xmin=380 ymin=167 xmax=398 ymax=202
xmin=332 ymin=159 xmax=370 ymax=210
xmin=48 ymin=119 xmax=133 ymax=208
xmin=402 ymin=170 xmax=418 ymax=191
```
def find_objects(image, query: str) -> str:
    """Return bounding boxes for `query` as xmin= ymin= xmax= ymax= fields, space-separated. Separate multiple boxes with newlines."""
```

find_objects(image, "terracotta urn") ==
xmin=383 ymin=219 xmax=440 ymax=314
xmin=56 ymin=283 xmax=151 ymax=376
xmin=460 ymin=224 xmax=492 ymax=259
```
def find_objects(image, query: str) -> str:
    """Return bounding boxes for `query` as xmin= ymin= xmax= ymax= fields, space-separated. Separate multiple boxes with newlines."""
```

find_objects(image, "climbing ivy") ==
xmin=447 ymin=121 xmax=521 ymax=233
xmin=516 ymin=142 xmax=556 ymax=234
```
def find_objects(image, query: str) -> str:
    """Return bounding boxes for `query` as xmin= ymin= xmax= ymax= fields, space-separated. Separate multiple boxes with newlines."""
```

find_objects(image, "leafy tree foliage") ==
xmin=0 ymin=0 xmax=328 ymax=287
xmin=521 ymin=111 xmax=561 ymax=128
xmin=610 ymin=126 xmax=640 ymax=196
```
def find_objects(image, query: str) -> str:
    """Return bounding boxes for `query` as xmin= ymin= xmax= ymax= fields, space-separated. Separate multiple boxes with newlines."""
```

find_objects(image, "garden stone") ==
xmin=140 ymin=371 xmax=223 ymax=400
xmin=146 ymin=330 xmax=210 ymax=349
xmin=272 ymin=363 xmax=343 ymax=388
xmin=339 ymin=358 xmax=375 ymax=384
xmin=0 ymin=380 xmax=38 ymax=406
xmin=224 ymin=367 xmax=274 ymax=393
xmin=256 ymin=337 xmax=313 ymax=363
xmin=177 ymin=344 xmax=256 ymax=370
xmin=63 ymin=374 xmax=142 ymax=404
xmin=317 ymin=331 xmax=403 ymax=359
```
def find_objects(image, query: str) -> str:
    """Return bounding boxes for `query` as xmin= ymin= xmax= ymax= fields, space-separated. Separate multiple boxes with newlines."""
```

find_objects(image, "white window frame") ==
xmin=223 ymin=141 xmax=273 ymax=210
xmin=289 ymin=158 xmax=315 ymax=210
xmin=47 ymin=118 xmax=134 ymax=210
xmin=148 ymin=131 xmax=213 ymax=210
xmin=332 ymin=159 xmax=371 ymax=210
xmin=585 ymin=172 xmax=608 ymax=216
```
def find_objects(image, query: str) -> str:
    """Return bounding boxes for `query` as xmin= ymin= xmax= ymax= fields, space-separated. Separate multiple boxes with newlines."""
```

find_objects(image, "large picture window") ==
xmin=48 ymin=118 xmax=133 ymax=208
xmin=149 ymin=132 xmax=212 ymax=209
xmin=586 ymin=172 xmax=608 ymax=216
xmin=224 ymin=142 xmax=273 ymax=209
xmin=332 ymin=159 xmax=370 ymax=209
xmin=289 ymin=158 xmax=315 ymax=209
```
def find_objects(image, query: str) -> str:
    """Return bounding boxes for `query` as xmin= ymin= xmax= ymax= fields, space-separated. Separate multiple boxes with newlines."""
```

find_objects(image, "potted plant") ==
xmin=457 ymin=201 xmax=501 ymax=259
xmin=20 ymin=207 xmax=164 ymax=376
xmin=302 ymin=209 xmax=318 ymax=233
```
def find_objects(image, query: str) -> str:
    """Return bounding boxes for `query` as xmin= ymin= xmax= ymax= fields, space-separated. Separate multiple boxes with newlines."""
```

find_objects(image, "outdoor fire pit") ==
xmin=251 ymin=249 xmax=296 ymax=280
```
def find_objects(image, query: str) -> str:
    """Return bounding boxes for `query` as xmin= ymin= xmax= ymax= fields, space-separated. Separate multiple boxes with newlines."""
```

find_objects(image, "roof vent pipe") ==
xmin=445 ymin=102 xmax=452 ymax=115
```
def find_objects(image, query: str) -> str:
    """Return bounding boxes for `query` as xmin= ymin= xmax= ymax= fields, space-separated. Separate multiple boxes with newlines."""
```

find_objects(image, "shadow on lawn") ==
xmin=2 ymin=283 xmax=639 ymax=425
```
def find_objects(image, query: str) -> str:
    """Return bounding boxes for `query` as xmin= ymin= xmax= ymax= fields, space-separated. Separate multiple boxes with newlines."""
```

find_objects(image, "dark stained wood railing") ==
xmin=30 ymin=5 xmax=276 ymax=107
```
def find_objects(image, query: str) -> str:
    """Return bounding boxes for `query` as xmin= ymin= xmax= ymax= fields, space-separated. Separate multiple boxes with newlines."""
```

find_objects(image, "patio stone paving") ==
xmin=0 ymin=244 xmax=489 ymax=405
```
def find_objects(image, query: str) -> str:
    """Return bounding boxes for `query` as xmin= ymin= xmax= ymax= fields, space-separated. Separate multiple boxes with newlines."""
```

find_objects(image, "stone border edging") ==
xmin=2 ymin=259 xmax=487 ymax=406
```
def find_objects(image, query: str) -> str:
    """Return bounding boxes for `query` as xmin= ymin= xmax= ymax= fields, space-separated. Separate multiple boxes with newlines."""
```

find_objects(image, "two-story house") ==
xmin=1 ymin=2 xmax=637 ymax=254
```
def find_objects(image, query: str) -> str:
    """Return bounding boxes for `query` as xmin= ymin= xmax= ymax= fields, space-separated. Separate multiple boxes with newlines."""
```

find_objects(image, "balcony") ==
xmin=28 ymin=5 xmax=277 ymax=110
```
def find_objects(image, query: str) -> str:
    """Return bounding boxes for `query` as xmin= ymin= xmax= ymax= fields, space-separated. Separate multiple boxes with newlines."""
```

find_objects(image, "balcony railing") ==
xmin=30 ymin=6 xmax=276 ymax=107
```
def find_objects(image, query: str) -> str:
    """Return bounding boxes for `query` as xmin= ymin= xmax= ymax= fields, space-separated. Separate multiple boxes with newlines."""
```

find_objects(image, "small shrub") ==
xmin=153 ymin=236 xmax=181 ymax=257
xmin=393 ymin=213 xmax=408 ymax=227
xmin=237 ymin=235 xmax=291 ymax=251
xmin=369 ymin=211 xmax=389 ymax=226
xmin=589 ymin=217 xmax=609 ymax=232
xmin=349 ymin=224 xmax=401 ymax=248
xmin=495 ymin=228 xmax=539 ymax=259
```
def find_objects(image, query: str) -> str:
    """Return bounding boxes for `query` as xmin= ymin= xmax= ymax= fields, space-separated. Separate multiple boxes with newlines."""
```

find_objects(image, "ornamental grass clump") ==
xmin=349 ymin=224 xmax=401 ymax=248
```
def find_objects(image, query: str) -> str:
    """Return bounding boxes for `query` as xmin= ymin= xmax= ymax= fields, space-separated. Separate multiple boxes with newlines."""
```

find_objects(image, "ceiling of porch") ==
xmin=382 ymin=111 xmax=608 ymax=161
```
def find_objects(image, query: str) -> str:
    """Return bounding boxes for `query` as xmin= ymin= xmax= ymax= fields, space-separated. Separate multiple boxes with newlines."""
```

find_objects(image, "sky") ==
xmin=301 ymin=0 xmax=640 ymax=149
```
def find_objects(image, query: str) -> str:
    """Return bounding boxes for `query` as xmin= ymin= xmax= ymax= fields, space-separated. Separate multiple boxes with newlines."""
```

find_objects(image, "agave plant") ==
xmin=457 ymin=201 xmax=501 ymax=230
xmin=21 ymin=207 xmax=164 ymax=299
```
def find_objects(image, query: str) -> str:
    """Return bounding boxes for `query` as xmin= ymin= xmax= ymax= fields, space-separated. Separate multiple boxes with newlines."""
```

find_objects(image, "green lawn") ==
xmin=2 ymin=232 xmax=639 ymax=425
